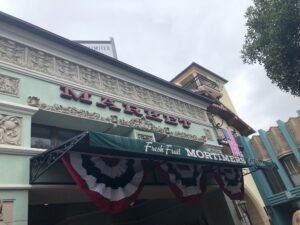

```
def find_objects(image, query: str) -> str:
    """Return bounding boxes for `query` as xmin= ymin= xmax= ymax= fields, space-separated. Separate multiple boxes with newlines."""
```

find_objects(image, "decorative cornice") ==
xmin=0 ymin=35 xmax=209 ymax=124
xmin=0 ymin=100 xmax=38 ymax=116
xmin=36 ymin=101 xmax=207 ymax=144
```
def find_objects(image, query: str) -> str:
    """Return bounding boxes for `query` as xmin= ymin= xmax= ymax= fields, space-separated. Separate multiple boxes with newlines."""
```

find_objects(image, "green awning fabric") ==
xmin=86 ymin=132 xmax=246 ymax=167
xmin=30 ymin=131 xmax=275 ymax=183
xmin=67 ymin=131 xmax=274 ymax=169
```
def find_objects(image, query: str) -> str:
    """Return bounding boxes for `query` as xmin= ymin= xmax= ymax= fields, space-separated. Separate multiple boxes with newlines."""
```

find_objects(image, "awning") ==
xmin=30 ymin=131 xmax=275 ymax=213
xmin=30 ymin=131 xmax=274 ymax=183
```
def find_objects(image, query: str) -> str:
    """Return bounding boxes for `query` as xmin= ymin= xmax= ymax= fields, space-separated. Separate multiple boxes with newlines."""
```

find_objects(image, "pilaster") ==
xmin=238 ymin=136 xmax=272 ymax=204
xmin=258 ymin=130 xmax=294 ymax=190
xmin=0 ymin=100 xmax=38 ymax=147
xmin=277 ymin=120 xmax=300 ymax=163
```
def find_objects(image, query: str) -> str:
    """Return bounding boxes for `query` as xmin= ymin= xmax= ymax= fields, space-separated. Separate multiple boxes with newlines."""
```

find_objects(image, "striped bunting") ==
xmin=62 ymin=152 xmax=145 ymax=213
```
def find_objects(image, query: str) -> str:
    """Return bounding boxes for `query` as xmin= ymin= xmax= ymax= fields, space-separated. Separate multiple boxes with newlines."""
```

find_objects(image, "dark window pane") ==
xmin=57 ymin=129 xmax=80 ymax=144
xmin=263 ymin=168 xmax=286 ymax=194
xmin=31 ymin=125 xmax=52 ymax=148
xmin=31 ymin=124 xmax=81 ymax=148
xmin=281 ymin=154 xmax=300 ymax=186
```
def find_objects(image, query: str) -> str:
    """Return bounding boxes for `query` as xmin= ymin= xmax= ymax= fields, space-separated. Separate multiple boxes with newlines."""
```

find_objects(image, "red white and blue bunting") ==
xmin=213 ymin=167 xmax=244 ymax=200
xmin=159 ymin=162 xmax=206 ymax=204
xmin=62 ymin=152 xmax=146 ymax=213
xmin=62 ymin=153 xmax=244 ymax=213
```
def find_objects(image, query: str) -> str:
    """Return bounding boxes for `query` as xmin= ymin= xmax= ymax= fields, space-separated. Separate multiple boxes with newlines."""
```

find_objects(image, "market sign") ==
xmin=60 ymin=86 xmax=192 ymax=128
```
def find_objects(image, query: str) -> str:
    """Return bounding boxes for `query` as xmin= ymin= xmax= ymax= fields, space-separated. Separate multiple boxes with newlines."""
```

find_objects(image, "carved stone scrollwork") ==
xmin=27 ymin=96 xmax=40 ymax=107
xmin=134 ymin=86 xmax=150 ymax=103
xmin=0 ymin=36 xmax=209 ymax=123
xmin=149 ymin=91 xmax=163 ymax=107
xmin=35 ymin=102 xmax=207 ymax=144
xmin=79 ymin=67 xmax=100 ymax=89
xmin=28 ymin=49 xmax=54 ymax=74
xmin=0 ymin=74 xmax=20 ymax=97
xmin=119 ymin=80 xmax=134 ymax=98
xmin=101 ymin=75 xmax=119 ymax=94
xmin=119 ymin=117 xmax=166 ymax=133
xmin=56 ymin=58 xmax=78 ymax=81
xmin=0 ymin=114 xmax=22 ymax=145
xmin=39 ymin=103 xmax=103 ymax=121
xmin=137 ymin=133 xmax=155 ymax=142
xmin=0 ymin=38 xmax=25 ymax=66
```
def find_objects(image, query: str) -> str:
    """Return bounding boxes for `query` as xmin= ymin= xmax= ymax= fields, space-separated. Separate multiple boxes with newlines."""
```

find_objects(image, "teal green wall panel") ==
xmin=0 ymin=154 xmax=30 ymax=185
xmin=238 ymin=136 xmax=272 ymax=204
xmin=0 ymin=190 xmax=28 ymax=225
xmin=258 ymin=129 xmax=294 ymax=190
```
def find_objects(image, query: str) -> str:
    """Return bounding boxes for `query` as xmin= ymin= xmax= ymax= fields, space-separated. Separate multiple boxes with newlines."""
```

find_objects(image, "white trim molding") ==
xmin=0 ymin=184 xmax=32 ymax=190
xmin=0 ymin=100 xmax=38 ymax=116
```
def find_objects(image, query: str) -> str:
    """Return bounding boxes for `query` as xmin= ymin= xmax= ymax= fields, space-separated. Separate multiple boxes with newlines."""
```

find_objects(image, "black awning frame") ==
xmin=30 ymin=131 xmax=88 ymax=183
xmin=30 ymin=131 xmax=276 ymax=183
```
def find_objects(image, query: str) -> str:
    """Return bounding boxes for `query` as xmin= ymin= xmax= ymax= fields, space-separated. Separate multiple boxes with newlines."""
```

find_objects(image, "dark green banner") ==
xmin=88 ymin=132 xmax=249 ymax=168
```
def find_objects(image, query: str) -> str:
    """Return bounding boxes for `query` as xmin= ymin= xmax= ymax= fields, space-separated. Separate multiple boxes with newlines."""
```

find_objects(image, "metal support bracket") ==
xmin=30 ymin=132 xmax=88 ymax=183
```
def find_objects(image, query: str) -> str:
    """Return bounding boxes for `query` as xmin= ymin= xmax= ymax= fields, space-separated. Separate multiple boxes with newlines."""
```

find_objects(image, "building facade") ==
xmin=0 ymin=12 xmax=269 ymax=225
xmin=240 ymin=110 xmax=300 ymax=225
xmin=171 ymin=63 xmax=271 ymax=225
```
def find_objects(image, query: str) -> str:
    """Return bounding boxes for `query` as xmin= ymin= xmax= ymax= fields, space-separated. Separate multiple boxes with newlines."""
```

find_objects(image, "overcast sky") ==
xmin=1 ymin=0 xmax=299 ymax=132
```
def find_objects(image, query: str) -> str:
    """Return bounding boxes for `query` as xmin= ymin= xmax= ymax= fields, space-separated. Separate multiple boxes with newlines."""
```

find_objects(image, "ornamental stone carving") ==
xmin=28 ymin=49 xmax=54 ymax=74
xmin=27 ymin=96 xmax=40 ymax=107
xmin=0 ymin=38 xmax=25 ymax=66
xmin=36 ymin=102 xmax=208 ymax=144
xmin=101 ymin=75 xmax=119 ymax=94
xmin=0 ymin=114 xmax=22 ymax=145
xmin=39 ymin=103 xmax=104 ymax=121
xmin=149 ymin=91 xmax=163 ymax=108
xmin=0 ymin=74 xmax=20 ymax=96
xmin=79 ymin=67 xmax=100 ymax=89
xmin=0 ymin=36 xmax=208 ymax=123
xmin=119 ymin=80 xmax=135 ymax=98
xmin=137 ymin=133 xmax=155 ymax=142
xmin=118 ymin=117 xmax=166 ymax=134
xmin=56 ymin=58 xmax=78 ymax=81
xmin=134 ymin=86 xmax=150 ymax=103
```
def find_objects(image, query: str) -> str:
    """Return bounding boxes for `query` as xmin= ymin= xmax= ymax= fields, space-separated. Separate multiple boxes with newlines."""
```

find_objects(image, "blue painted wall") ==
xmin=239 ymin=110 xmax=300 ymax=225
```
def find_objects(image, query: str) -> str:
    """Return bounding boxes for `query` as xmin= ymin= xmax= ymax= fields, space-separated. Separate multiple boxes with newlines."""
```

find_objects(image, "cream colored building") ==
xmin=171 ymin=62 xmax=271 ymax=225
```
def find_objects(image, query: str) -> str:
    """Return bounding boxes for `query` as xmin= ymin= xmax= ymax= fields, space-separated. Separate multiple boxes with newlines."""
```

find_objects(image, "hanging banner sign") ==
xmin=222 ymin=128 xmax=241 ymax=156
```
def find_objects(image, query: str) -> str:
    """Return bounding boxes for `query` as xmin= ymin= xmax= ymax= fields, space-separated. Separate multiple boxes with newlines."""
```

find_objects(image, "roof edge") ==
xmin=171 ymin=62 xmax=228 ymax=83
xmin=0 ymin=11 xmax=215 ymax=105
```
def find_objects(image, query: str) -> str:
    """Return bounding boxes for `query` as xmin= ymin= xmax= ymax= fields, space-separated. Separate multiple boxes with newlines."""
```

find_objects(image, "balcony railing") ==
xmin=182 ymin=73 xmax=221 ymax=92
